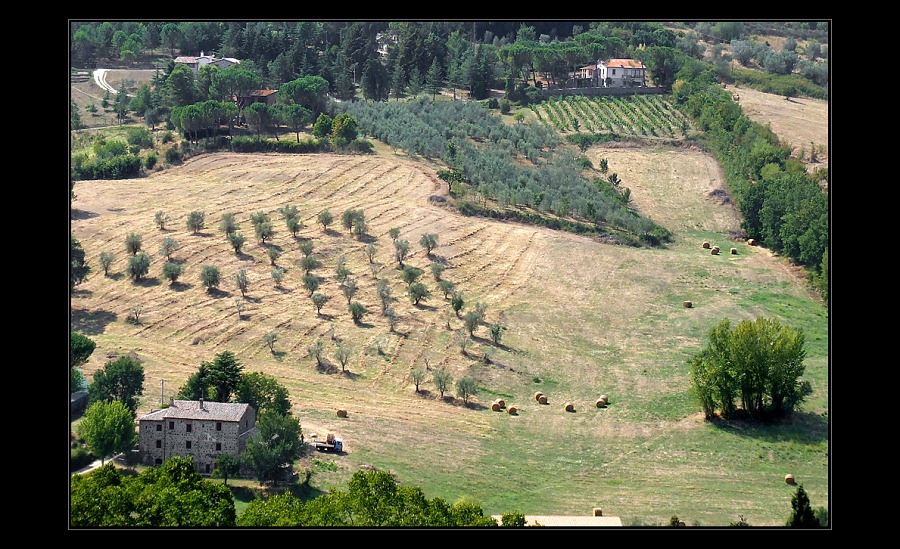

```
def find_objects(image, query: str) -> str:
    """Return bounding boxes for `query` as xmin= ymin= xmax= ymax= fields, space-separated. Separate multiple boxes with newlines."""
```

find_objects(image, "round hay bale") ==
xmin=336 ymin=409 xmax=348 ymax=418
xmin=785 ymin=474 xmax=796 ymax=485
xmin=701 ymin=241 xmax=710 ymax=249
xmin=747 ymin=238 xmax=756 ymax=246
xmin=683 ymin=300 xmax=693 ymax=308
xmin=491 ymin=402 xmax=501 ymax=412
xmin=507 ymin=406 xmax=517 ymax=415
xmin=730 ymin=247 xmax=738 ymax=255
xmin=538 ymin=395 xmax=548 ymax=405
xmin=599 ymin=394 xmax=609 ymax=403
xmin=564 ymin=402 xmax=574 ymax=412
xmin=496 ymin=399 xmax=506 ymax=409
xmin=534 ymin=391 xmax=544 ymax=402
xmin=593 ymin=508 xmax=603 ymax=517
xmin=596 ymin=397 xmax=608 ymax=408
xmin=710 ymin=247 xmax=720 ymax=255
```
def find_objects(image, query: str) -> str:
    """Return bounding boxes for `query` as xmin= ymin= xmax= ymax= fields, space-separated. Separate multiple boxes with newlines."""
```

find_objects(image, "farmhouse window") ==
xmin=156 ymin=440 xmax=162 ymax=448
xmin=205 ymin=464 xmax=211 ymax=474
xmin=612 ymin=69 xmax=616 ymax=75
xmin=216 ymin=422 xmax=222 ymax=431
xmin=216 ymin=443 xmax=222 ymax=451
xmin=156 ymin=424 xmax=162 ymax=432
xmin=186 ymin=441 xmax=192 ymax=449
xmin=169 ymin=421 xmax=174 ymax=430
xmin=186 ymin=423 xmax=192 ymax=433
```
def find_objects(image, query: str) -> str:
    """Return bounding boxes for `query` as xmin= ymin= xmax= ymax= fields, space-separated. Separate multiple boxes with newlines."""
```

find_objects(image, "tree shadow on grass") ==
xmin=71 ymin=209 xmax=98 ymax=220
xmin=206 ymin=288 xmax=231 ymax=298
xmin=71 ymin=309 xmax=117 ymax=336
xmin=271 ymin=350 xmax=287 ymax=362
xmin=339 ymin=369 xmax=362 ymax=381
xmin=413 ymin=303 xmax=437 ymax=311
xmin=708 ymin=410 xmax=828 ymax=444
xmin=169 ymin=281 xmax=192 ymax=292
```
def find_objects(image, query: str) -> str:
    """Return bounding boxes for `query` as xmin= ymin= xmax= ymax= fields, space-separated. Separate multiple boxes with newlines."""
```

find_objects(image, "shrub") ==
xmin=144 ymin=153 xmax=157 ymax=170
xmin=70 ymin=445 xmax=95 ymax=472
xmin=165 ymin=147 xmax=183 ymax=165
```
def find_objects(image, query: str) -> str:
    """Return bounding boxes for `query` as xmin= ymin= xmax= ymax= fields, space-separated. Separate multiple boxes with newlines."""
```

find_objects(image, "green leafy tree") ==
xmin=301 ymin=254 xmax=319 ymax=274
xmin=388 ymin=227 xmax=400 ymax=242
xmin=69 ymin=235 xmax=91 ymax=290
xmin=228 ymin=232 xmax=246 ymax=254
xmin=500 ymin=511 xmax=527 ymax=527
xmin=264 ymin=331 xmax=278 ymax=353
xmin=98 ymin=251 xmax=114 ymax=276
xmin=335 ymin=342 xmax=352 ymax=372
xmin=70 ymin=457 xmax=236 ymax=527
xmin=341 ymin=278 xmax=359 ymax=305
xmin=362 ymin=57 xmax=391 ymax=102
xmin=489 ymin=323 xmax=505 ymax=345
xmin=451 ymin=290 xmax=465 ymax=316
xmin=271 ymin=266 xmax=285 ymax=287
xmin=411 ymin=368 xmax=427 ymax=393
xmin=409 ymin=281 xmax=430 ymax=305
xmin=394 ymin=239 xmax=410 ymax=267
xmin=311 ymin=292 xmax=329 ymax=315
xmin=689 ymin=318 xmax=811 ymax=421
xmin=349 ymin=301 xmax=368 ymax=324
xmin=331 ymin=113 xmax=358 ymax=148
xmin=235 ymin=371 xmax=292 ymax=416
xmin=162 ymin=261 xmax=183 ymax=284
xmin=437 ymin=279 xmax=456 ymax=299
xmin=307 ymin=338 xmax=325 ymax=367
xmin=401 ymin=265 xmax=423 ymax=287
xmin=267 ymin=246 xmax=282 ymax=265
xmin=154 ymin=210 xmax=170 ymax=230
xmin=187 ymin=211 xmax=206 ymax=234
xmin=303 ymin=273 xmax=321 ymax=296
xmin=786 ymin=484 xmax=819 ymax=527
xmin=71 ymin=332 xmax=96 ymax=368
xmin=200 ymin=265 xmax=222 ymax=292
xmin=317 ymin=209 xmax=333 ymax=231
xmin=125 ymin=232 xmax=142 ymax=255
xmin=234 ymin=269 xmax=250 ymax=297
xmin=212 ymin=453 xmax=241 ymax=485
xmin=455 ymin=376 xmax=477 ymax=404
xmin=286 ymin=217 xmax=302 ymax=238
xmin=88 ymin=354 xmax=145 ymax=415
xmin=430 ymin=261 xmax=445 ymax=281
xmin=76 ymin=400 xmax=137 ymax=464
xmin=204 ymin=350 xmax=244 ymax=402
xmin=426 ymin=57 xmax=443 ymax=99
xmin=282 ymin=104 xmax=311 ymax=142
xmin=220 ymin=212 xmax=239 ymax=235
xmin=312 ymin=112 xmax=333 ymax=139
xmin=432 ymin=368 xmax=453 ymax=398
xmin=255 ymin=221 xmax=275 ymax=244
xmin=242 ymin=412 xmax=305 ymax=486
xmin=127 ymin=252 xmax=151 ymax=281
xmin=159 ymin=237 xmax=179 ymax=261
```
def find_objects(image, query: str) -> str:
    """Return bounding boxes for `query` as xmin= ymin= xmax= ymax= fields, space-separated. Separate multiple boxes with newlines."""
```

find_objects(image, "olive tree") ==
xmin=99 ymin=251 xmax=115 ymax=276
xmin=162 ymin=261 xmax=183 ymax=284
xmin=317 ymin=209 xmax=333 ymax=232
xmin=125 ymin=232 xmax=143 ymax=255
xmin=419 ymin=233 xmax=439 ymax=256
xmin=159 ymin=237 xmax=179 ymax=260
xmin=228 ymin=232 xmax=246 ymax=254
xmin=432 ymin=368 xmax=453 ymax=398
xmin=128 ymin=252 xmax=151 ymax=281
xmin=187 ymin=211 xmax=206 ymax=234
xmin=234 ymin=269 xmax=250 ymax=297
xmin=200 ymin=265 xmax=222 ymax=292
xmin=455 ymin=376 xmax=477 ymax=405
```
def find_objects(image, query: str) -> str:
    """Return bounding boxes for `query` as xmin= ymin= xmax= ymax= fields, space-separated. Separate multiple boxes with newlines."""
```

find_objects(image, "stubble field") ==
xmin=71 ymin=128 xmax=828 ymax=525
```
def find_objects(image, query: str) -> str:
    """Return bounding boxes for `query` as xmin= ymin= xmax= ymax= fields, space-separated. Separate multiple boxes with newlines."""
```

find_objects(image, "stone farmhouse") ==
xmin=577 ymin=58 xmax=646 ymax=88
xmin=137 ymin=398 xmax=257 ymax=475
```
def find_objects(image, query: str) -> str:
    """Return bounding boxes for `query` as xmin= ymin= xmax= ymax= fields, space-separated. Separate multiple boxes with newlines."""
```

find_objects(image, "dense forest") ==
xmin=69 ymin=20 xmax=829 ymax=299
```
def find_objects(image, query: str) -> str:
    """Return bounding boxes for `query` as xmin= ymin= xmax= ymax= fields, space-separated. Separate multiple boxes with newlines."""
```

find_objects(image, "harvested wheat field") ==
xmin=732 ymin=85 xmax=829 ymax=173
xmin=71 ymin=141 xmax=828 ymax=525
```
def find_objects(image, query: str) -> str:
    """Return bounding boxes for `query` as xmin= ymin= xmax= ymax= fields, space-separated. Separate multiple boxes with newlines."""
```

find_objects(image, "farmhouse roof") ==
xmin=139 ymin=399 xmax=251 ymax=422
xmin=250 ymin=89 xmax=278 ymax=97
xmin=604 ymin=58 xmax=645 ymax=69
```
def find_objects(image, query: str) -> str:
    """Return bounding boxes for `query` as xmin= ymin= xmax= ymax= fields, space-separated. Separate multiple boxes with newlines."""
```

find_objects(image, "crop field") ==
xmin=530 ymin=94 xmax=694 ymax=139
xmin=71 ymin=129 xmax=828 ymax=525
